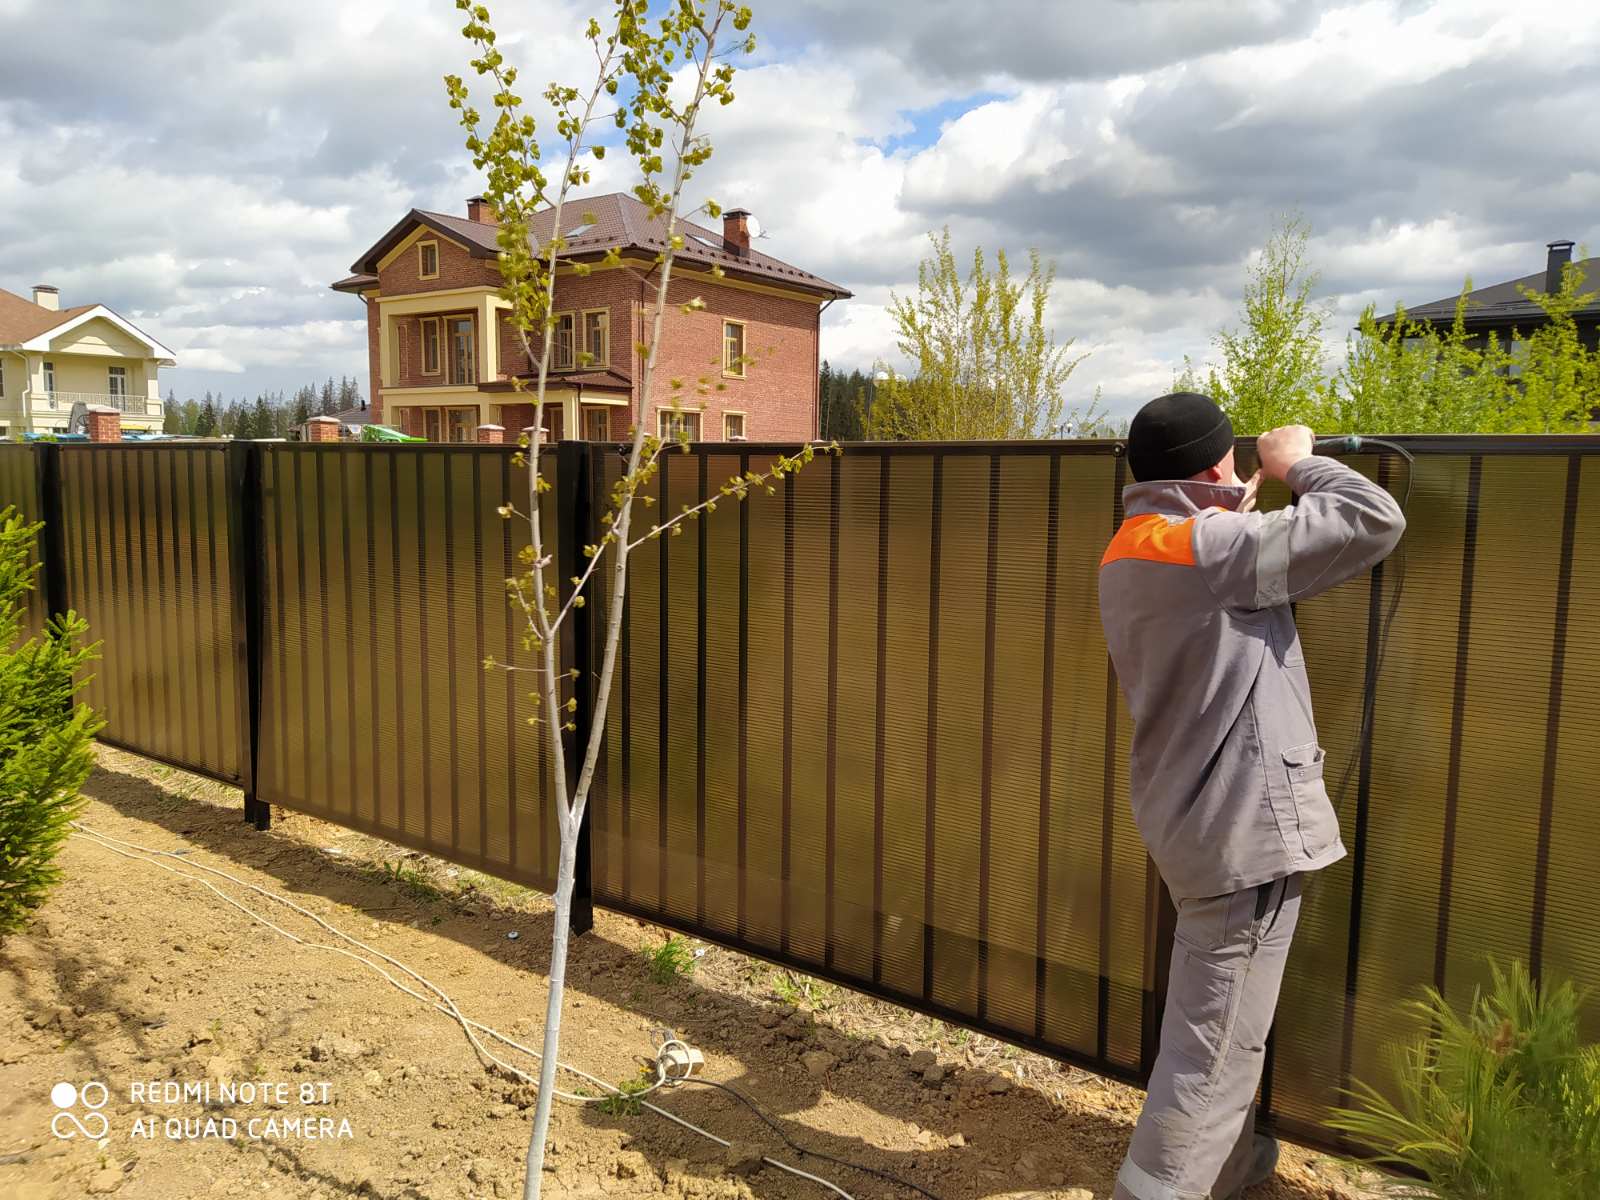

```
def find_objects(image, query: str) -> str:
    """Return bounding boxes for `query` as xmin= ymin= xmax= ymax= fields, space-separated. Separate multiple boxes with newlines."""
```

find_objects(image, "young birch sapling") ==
xmin=446 ymin=2 xmax=833 ymax=1194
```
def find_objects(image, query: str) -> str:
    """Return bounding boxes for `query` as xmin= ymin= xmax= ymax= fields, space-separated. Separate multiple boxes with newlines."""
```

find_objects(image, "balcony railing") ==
xmin=32 ymin=390 xmax=156 ymax=416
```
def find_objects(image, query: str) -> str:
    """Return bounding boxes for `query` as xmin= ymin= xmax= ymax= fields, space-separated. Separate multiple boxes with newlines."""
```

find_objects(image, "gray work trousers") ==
xmin=1114 ymin=874 xmax=1303 ymax=1200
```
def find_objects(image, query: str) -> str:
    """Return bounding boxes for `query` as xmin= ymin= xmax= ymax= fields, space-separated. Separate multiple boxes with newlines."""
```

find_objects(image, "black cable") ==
xmin=675 ymin=1076 xmax=947 ymax=1200
xmin=1325 ymin=437 xmax=1416 ymax=817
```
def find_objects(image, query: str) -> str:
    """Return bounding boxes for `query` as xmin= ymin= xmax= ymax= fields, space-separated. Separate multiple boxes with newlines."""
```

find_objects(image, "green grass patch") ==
xmin=372 ymin=859 xmax=445 ymax=903
xmin=642 ymin=935 xmax=697 ymax=985
xmin=771 ymin=969 xmax=837 ymax=1010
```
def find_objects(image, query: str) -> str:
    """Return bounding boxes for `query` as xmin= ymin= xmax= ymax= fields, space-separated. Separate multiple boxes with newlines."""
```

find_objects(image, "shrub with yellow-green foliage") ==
xmin=1209 ymin=216 xmax=1600 ymax=436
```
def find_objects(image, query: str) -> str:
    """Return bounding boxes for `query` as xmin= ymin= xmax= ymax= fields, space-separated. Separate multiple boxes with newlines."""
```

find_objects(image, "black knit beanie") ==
xmin=1126 ymin=392 xmax=1234 ymax=483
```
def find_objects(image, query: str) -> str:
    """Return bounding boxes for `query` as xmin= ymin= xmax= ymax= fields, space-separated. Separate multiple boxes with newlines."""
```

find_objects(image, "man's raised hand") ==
xmin=1256 ymin=424 xmax=1315 ymax=483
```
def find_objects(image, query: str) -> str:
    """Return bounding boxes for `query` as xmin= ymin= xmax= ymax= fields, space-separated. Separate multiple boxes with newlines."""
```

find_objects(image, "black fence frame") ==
xmin=6 ymin=432 xmax=1596 ymax=1159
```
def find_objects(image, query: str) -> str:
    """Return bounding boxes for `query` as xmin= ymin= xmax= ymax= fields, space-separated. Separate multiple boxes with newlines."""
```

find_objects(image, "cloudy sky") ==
xmin=2 ymin=0 xmax=1597 ymax=420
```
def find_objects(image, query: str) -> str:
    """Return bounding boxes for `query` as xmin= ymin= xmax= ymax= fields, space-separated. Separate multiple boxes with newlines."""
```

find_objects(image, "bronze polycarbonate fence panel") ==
xmin=15 ymin=430 xmax=1593 ymax=1152
xmin=588 ymin=437 xmax=1600 ymax=1147
xmin=0 ymin=444 xmax=46 ymax=637
xmin=52 ymin=445 xmax=243 ymax=782
xmin=1263 ymin=447 xmax=1600 ymax=1146
xmin=255 ymin=444 xmax=561 ymax=892
xmin=589 ymin=443 xmax=1159 ymax=1083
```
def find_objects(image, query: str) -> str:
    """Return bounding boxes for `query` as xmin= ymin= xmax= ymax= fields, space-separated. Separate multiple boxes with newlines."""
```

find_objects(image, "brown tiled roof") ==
xmin=341 ymin=193 xmax=851 ymax=300
xmin=331 ymin=273 xmax=378 ymax=294
xmin=0 ymin=287 xmax=93 ymax=344
xmin=481 ymin=367 xmax=632 ymax=394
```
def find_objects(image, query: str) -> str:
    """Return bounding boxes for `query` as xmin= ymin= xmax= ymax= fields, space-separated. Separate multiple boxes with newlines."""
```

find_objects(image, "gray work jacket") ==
xmin=1097 ymin=457 xmax=1406 ymax=900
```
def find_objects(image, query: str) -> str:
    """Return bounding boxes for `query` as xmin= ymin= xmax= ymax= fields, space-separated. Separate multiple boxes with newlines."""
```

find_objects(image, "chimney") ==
xmin=722 ymin=208 xmax=751 ymax=254
xmin=467 ymin=195 xmax=496 ymax=224
xmin=33 ymin=284 xmax=59 ymax=311
xmin=1545 ymin=240 xmax=1575 ymax=295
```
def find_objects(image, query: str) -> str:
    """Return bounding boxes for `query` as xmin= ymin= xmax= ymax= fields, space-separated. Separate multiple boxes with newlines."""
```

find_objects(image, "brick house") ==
xmin=332 ymin=194 xmax=850 ymax=443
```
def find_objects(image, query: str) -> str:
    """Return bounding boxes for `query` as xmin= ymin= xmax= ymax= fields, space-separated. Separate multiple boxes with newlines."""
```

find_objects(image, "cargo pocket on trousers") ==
xmin=1170 ymin=951 xmax=1239 ymax=1076
xmin=1283 ymin=742 xmax=1336 ymax=856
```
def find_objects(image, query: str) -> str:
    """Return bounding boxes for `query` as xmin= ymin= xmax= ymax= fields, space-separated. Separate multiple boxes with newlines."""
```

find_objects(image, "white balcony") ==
xmin=30 ymin=390 xmax=158 ymax=417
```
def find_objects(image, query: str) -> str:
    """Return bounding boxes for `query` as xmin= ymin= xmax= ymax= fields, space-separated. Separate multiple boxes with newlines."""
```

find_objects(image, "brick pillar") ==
xmin=522 ymin=425 xmax=542 ymax=448
xmin=305 ymin=415 xmax=341 ymax=443
xmin=85 ymin=406 xmax=121 ymax=443
xmin=476 ymin=424 xmax=505 ymax=444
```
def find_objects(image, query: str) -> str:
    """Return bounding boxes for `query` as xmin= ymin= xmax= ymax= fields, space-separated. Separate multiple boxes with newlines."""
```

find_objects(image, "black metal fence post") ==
xmin=556 ymin=439 xmax=595 ymax=935
xmin=225 ymin=442 xmax=267 ymax=830
xmin=34 ymin=443 xmax=67 ymax=621
xmin=1139 ymin=868 xmax=1178 ymax=1083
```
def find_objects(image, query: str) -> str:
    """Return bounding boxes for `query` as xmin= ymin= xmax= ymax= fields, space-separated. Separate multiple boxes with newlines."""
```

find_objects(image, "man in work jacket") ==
xmin=1099 ymin=392 xmax=1405 ymax=1200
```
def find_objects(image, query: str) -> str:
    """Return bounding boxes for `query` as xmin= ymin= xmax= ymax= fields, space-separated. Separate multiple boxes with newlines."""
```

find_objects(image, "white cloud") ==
xmin=1 ymin=0 xmax=1597 ymax=420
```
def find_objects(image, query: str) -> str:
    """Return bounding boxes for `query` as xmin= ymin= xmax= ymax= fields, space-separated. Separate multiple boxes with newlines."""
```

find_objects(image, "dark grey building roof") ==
xmin=1380 ymin=242 xmax=1600 ymax=329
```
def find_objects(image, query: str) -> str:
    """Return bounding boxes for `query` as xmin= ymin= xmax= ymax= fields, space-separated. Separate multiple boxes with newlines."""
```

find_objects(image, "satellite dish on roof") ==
xmin=745 ymin=214 xmax=764 ymax=240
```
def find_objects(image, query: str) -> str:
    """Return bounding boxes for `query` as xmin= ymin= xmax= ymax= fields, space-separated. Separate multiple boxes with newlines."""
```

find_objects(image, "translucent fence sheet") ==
xmin=590 ymin=440 xmax=1600 ymax=1141
xmin=591 ymin=446 xmax=1156 ymax=1081
xmin=255 ymin=444 xmax=562 ymax=892
xmin=0 ymin=436 xmax=1594 ymax=1151
xmin=58 ymin=445 xmax=244 ymax=782
xmin=1267 ymin=448 xmax=1600 ymax=1142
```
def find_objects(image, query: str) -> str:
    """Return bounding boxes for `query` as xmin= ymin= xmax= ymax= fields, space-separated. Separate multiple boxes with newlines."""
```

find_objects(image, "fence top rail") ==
xmin=23 ymin=432 xmax=1600 ymax=458
xmin=54 ymin=440 xmax=230 ymax=452
xmin=610 ymin=433 xmax=1600 ymax=457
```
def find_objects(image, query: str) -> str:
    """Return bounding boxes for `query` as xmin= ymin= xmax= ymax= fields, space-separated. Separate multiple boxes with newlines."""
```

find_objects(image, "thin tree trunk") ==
xmin=522 ymin=822 xmax=578 ymax=1199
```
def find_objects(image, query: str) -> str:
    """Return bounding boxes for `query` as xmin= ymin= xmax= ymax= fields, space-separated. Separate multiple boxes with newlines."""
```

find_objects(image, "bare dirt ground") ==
xmin=0 ymin=748 xmax=1385 ymax=1200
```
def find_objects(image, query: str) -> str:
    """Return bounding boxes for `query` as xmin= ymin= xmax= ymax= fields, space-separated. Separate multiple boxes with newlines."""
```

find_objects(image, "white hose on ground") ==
xmin=66 ymin=821 xmax=855 ymax=1199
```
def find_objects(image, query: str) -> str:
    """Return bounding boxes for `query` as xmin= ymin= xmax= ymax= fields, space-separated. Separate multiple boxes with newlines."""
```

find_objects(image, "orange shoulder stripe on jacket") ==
xmin=1100 ymin=513 xmax=1197 ymax=568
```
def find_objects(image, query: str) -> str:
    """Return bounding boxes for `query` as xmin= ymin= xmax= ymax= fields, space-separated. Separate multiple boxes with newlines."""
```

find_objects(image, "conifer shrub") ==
xmin=1332 ymin=960 xmax=1600 ymax=1198
xmin=0 ymin=507 xmax=102 ymax=938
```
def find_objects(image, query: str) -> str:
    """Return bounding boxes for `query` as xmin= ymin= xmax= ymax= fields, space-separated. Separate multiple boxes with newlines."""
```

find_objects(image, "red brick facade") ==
xmin=644 ymin=273 xmax=820 ymax=441
xmin=375 ymin=233 xmax=495 ymax=297
xmin=365 ymin=299 xmax=384 ymax=424
xmin=344 ymin=200 xmax=842 ymax=443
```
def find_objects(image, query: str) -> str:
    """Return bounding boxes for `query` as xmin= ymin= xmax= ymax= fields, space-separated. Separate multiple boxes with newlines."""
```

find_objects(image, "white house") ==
xmin=0 ymin=284 xmax=176 ymax=435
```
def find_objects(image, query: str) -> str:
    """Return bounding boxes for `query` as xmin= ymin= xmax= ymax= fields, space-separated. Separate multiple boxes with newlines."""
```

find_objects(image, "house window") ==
xmin=658 ymin=409 xmax=701 ymax=441
xmin=723 ymin=411 xmax=745 ymax=441
xmin=446 ymin=407 xmax=476 ymax=443
xmin=722 ymin=320 xmax=746 ymax=377
xmin=418 ymin=240 xmax=440 ymax=280
xmin=1507 ymin=338 xmax=1529 ymax=380
xmin=582 ymin=309 xmax=609 ymax=367
xmin=583 ymin=407 xmax=610 ymax=441
xmin=448 ymin=316 xmax=476 ymax=385
xmin=108 ymin=366 xmax=127 ymax=399
xmin=553 ymin=313 xmax=575 ymax=369
xmin=421 ymin=318 xmax=442 ymax=376
xmin=43 ymin=361 xmax=55 ymax=395
xmin=538 ymin=405 xmax=565 ymax=443
xmin=423 ymin=408 xmax=443 ymax=441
